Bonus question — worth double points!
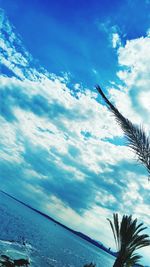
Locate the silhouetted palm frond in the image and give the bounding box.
[96,85,150,176]
[125,253,142,267]
[108,213,150,267]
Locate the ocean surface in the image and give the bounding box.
[0,192,115,267]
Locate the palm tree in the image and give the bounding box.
[108,213,150,267]
[96,85,150,177]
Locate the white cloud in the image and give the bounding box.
[109,34,150,130]
[112,33,121,48]
[96,19,121,48]
[0,116,25,163]
[118,37,150,77]
[0,72,132,176]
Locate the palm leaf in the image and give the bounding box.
[107,218,118,249]
[125,253,142,267]
[108,213,150,267]
[96,85,150,176]
[114,213,120,249]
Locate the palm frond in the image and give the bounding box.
[125,253,142,267]
[108,213,150,267]
[130,234,150,251]
[96,85,150,175]
[113,213,120,249]
[107,217,118,249]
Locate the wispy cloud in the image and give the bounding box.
[96,19,121,48]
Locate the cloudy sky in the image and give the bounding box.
[0,0,150,264]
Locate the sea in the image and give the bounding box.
[0,191,115,267]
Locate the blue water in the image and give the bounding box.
[0,192,115,266]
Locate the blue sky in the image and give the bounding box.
[0,0,150,264]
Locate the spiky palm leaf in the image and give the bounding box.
[107,213,150,267]
[96,85,150,176]
[125,253,142,267]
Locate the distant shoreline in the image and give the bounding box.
[0,190,116,258]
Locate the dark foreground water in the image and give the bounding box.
[0,192,115,267]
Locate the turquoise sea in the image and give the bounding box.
[0,192,115,267]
